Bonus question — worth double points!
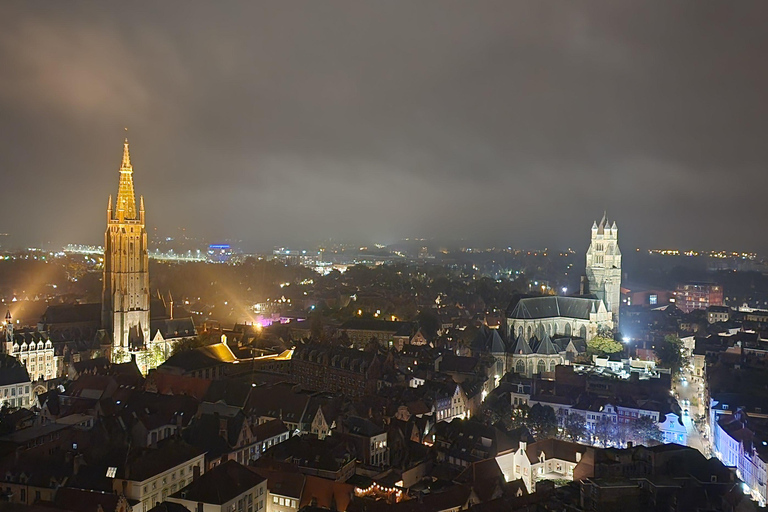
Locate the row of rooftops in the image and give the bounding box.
[472,326,586,356]
[293,343,380,373]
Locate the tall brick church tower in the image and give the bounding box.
[585,213,622,328]
[102,138,150,360]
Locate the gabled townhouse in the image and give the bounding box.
[168,460,267,512]
[338,416,389,469]
[495,438,594,493]
[111,438,206,512]
[248,465,306,512]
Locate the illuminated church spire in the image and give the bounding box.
[103,135,150,363]
[115,138,137,220]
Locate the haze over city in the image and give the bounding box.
[5,3,768,512]
[2,1,768,251]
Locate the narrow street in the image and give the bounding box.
[673,369,709,456]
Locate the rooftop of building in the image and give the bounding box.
[506,294,604,320]
[171,460,265,504]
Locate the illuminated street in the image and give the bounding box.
[673,369,708,456]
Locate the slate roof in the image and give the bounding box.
[185,411,254,460]
[116,390,199,432]
[0,360,31,386]
[471,326,507,354]
[118,438,205,482]
[507,296,602,320]
[247,383,311,426]
[71,357,110,375]
[455,458,505,502]
[344,416,385,437]
[510,335,532,355]
[489,330,506,353]
[148,503,190,512]
[249,466,305,500]
[535,333,559,355]
[252,419,290,441]
[262,435,356,473]
[160,343,236,372]
[171,460,265,504]
[151,317,197,339]
[524,438,590,464]
[203,380,252,407]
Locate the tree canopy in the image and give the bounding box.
[587,336,623,357]
[527,403,558,440]
[655,334,683,373]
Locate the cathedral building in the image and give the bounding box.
[585,213,622,327]
[494,217,621,378]
[102,139,151,362]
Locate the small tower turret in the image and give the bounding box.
[4,310,13,353]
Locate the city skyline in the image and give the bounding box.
[2,2,768,252]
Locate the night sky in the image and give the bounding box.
[2,2,768,252]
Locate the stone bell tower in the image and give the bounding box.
[585,212,622,328]
[102,138,150,360]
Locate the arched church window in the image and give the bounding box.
[516,360,525,374]
[537,360,546,374]
[565,324,572,337]
[580,325,587,339]
[550,361,556,372]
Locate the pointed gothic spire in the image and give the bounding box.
[115,138,137,220]
[121,138,132,170]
